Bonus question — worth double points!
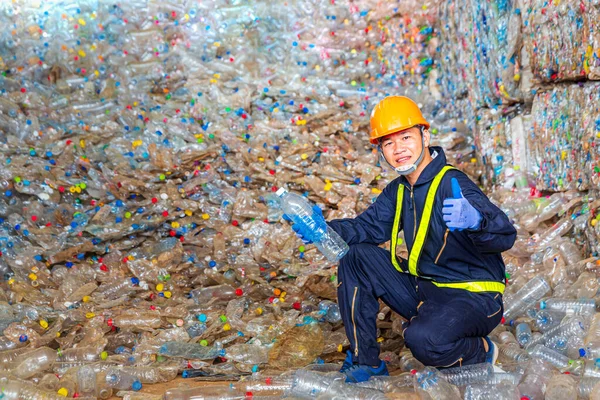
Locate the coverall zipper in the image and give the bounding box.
[351,286,359,357]
[435,228,450,264]
[410,188,417,241]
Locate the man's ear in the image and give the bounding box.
[422,128,431,147]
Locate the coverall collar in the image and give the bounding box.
[398,146,447,188]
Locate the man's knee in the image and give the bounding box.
[404,323,457,367]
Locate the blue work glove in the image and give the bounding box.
[283,205,325,244]
[442,178,482,231]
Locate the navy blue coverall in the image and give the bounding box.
[328,147,517,367]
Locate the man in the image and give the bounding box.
[288,96,517,382]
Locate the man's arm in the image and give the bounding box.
[449,172,517,253]
[328,181,399,246]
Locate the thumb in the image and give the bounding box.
[312,205,323,218]
[451,178,463,199]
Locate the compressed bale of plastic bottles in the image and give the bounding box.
[520,0,600,82]
[474,106,535,190]
[530,82,600,191]
[437,0,528,107]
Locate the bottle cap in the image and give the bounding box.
[132,380,142,391]
[57,388,68,397]
[275,187,287,197]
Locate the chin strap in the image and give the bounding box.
[379,127,426,176]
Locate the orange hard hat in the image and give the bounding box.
[369,96,430,145]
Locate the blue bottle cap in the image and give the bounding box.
[182,370,189,378]
[132,380,142,391]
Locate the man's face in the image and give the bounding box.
[380,126,429,169]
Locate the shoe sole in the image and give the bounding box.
[490,340,499,365]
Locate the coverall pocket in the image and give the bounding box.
[484,293,503,318]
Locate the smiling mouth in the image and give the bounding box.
[395,156,411,164]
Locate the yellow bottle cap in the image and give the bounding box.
[163,291,172,298]
[85,312,95,319]
[156,283,164,292]
[223,323,231,331]
[39,320,48,329]
[82,296,90,303]
[101,351,108,360]
[57,388,68,397]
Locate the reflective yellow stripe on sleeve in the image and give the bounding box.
[407,166,454,276]
[432,280,506,294]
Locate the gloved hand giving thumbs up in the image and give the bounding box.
[442,178,482,231]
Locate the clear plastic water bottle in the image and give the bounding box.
[399,352,425,372]
[276,188,349,262]
[528,344,570,370]
[438,363,494,386]
[535,309,565,333]
[484,372,523,385]
[541,298,596,316]
[318,300,342,323]
[464,381,520,400]
[414,367,461,400]
[558,240,583,266]
[516,358,555,400]
[585,314,600,359]
[545,372,577,400]
[503,276,551,322]
[287,369,343,398]
[579,376,600,398]
[105,369,143,391]
[526,316,587,351]
[516,323,533,346]
[159,342,224,360]
[499,342,531,364]
[322,379,389,399]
